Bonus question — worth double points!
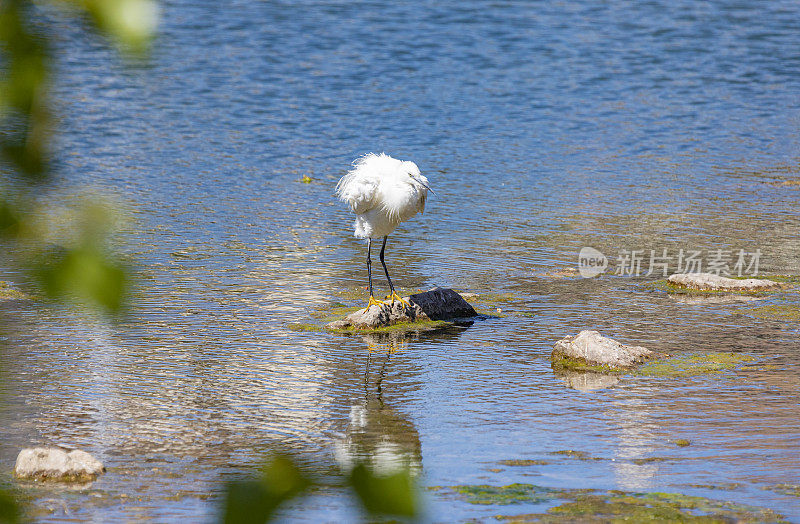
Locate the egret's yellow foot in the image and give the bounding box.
[366,295,382,308]
[386,292,410,307]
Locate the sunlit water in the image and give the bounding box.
[2,0,800,521]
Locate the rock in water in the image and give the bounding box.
[667,273,781,292]
[552,330,657,370]
[326,287,477,330]
[408,287,477,320]
[14,447,104,481]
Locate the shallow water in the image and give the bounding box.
[2,0,800,521]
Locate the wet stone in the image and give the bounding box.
[552,330,659,370]
[15,447,105,482]
[667,272,782,292]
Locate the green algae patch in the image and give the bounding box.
[551,356,623,375]
[637,352,757,378]
[737,304,800,322]
[308,303,362,324]
[549,450,603,461]
[0,281,30,300]
[631,456,670,465]
[764,484,800,497]
[498,459,551,467]
[450,483,570,505]
[476,487,786,523]
[687,483,744,491]
[671,439,691,447]
[439,483,786,522]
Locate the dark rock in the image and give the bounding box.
[408,287,477,320]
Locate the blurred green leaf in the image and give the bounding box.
[0,0,51,181]
[72,0,159,55]
[0,489,21,524]
[0,198,22,238]
[32,245,128,314]
[221,455,311,524]
[349,463,419,519]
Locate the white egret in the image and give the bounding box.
[336,153,433,308]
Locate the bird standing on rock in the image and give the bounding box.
[336,153,433,308]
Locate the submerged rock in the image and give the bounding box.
[552,330,658,370]
[666,273,782,292]
[14,447,104,481]
[326,287,477,330]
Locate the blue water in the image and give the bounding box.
[2,0,800,521]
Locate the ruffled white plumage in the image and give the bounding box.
[336,153,430,239]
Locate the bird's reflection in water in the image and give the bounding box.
[333,334,422,477]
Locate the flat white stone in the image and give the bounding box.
[667,273,781,292]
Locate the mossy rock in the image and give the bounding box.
[636,352,756,378]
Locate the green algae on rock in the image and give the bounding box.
[671,439,691,447]
[637,352,756,378]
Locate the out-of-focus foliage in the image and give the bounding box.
[0,0,157,314]
[222,455,311,524]
[349,463,418,518]
[0,489,21,524]
[221,454,421,523]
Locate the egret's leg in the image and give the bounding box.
[379,236,410,307]
[366,239,381,308]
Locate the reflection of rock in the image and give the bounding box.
[326,287,476,330]
[333,400,422,476]
[15,448,104,481]
[667,273,782,292]
[668,294,765,304]
[556,370,621,391]
[553,331,659,370]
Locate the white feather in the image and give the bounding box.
[336,153,431,239]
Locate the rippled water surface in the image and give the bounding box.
[2,0,800,521]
